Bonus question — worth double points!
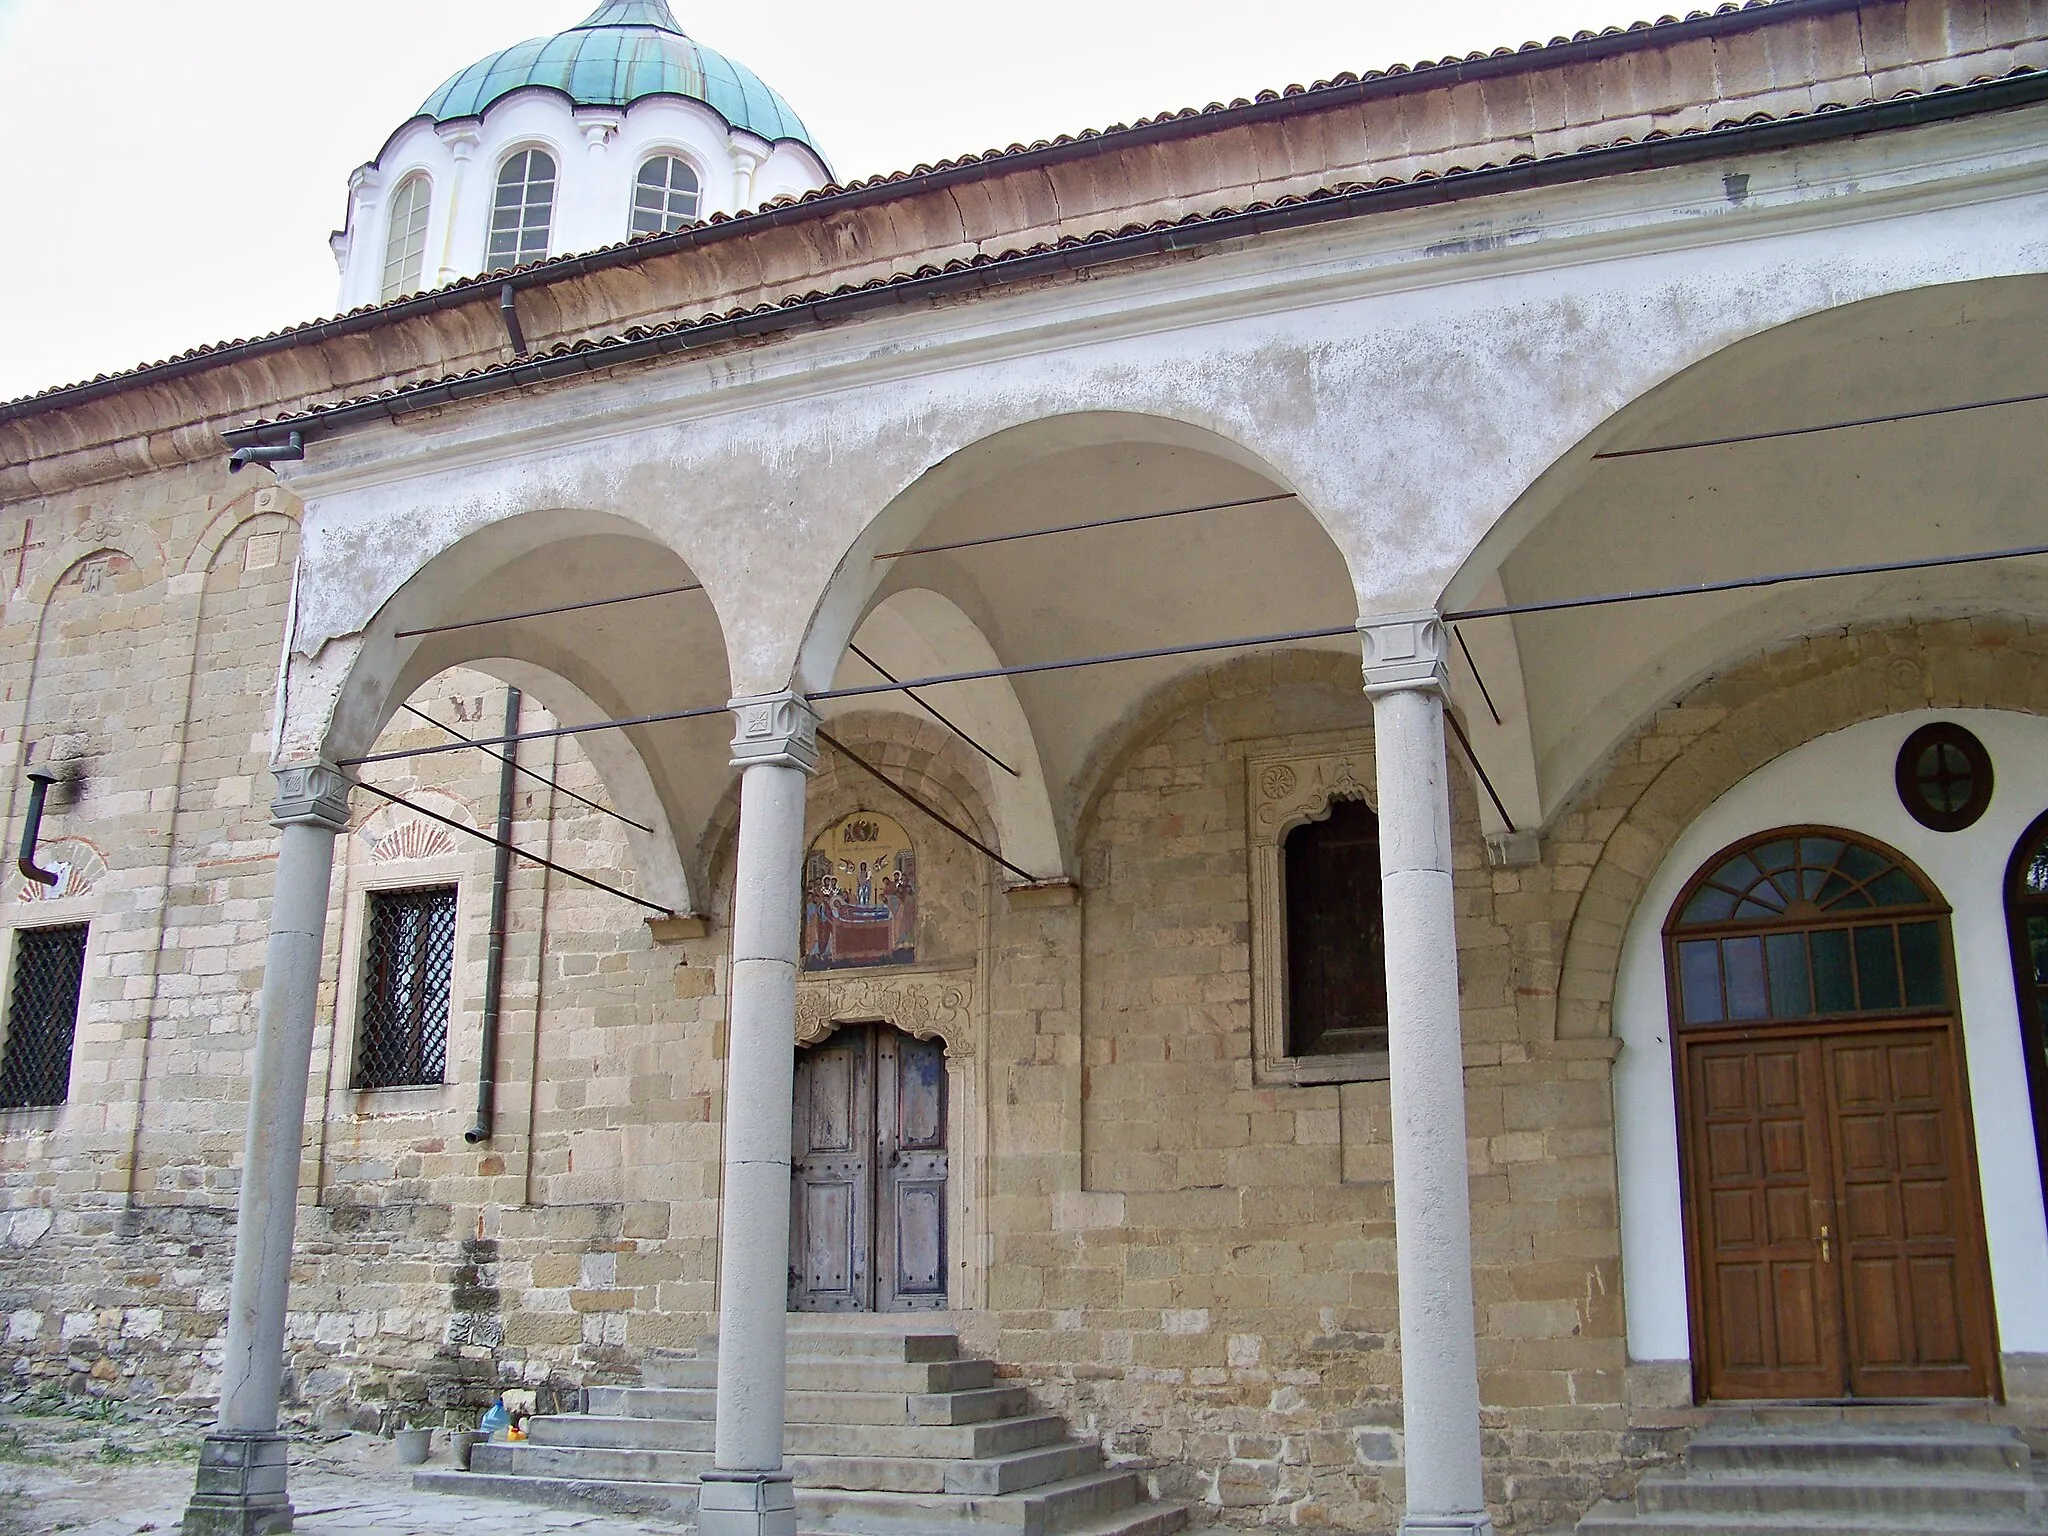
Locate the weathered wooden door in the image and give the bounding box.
[789,1024,948,1312]
[1681,1023,1995,1400]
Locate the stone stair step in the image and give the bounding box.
[472,1441,711,1484]
[1683,1424,2031,1476]
[417,1467,1181,1536]
[583,1383,1033,1427]
[531,1411,1069,1460]
[412,1467,699,1518]
[799,1469,1148,1535]
[644,1354,996,1394]
[1641,1470,2043,1520]
[1576,1499,2048,1534]
[943,1442,1103,1496]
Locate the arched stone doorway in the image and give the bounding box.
[788,1020,949,1313]
[1666,827,1997,1401]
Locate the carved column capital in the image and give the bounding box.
[1359,610,1449,696]
[728,690,819,774]
[269,760,350,832]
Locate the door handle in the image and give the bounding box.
[1819,1224,1831,1263]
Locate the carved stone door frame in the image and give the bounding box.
[795,967,985,1310]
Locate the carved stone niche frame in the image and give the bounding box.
[1246,740,1390,1086]
[792,967,987,1311]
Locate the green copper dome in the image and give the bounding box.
[419,0,819,154]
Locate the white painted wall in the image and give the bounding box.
[332,91,830,310]
[1615,708,2048,1367]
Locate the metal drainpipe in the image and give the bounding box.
[466,686,522,1145]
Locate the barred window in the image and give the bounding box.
[0,924,87,1109]
[355,888,456,1089]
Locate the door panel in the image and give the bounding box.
[1684,1036,1845,1399]
[1822,1028,1994,1398]
[877,1031,949,1312]
[790,1024,949,1313]
[789,1029,873,1311]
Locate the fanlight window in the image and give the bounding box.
[487,149,557,270]
[632,154,701,237]
[1668,831,1947,1027]
[381,174,432,299]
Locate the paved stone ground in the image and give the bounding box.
[0,1405,680,1536]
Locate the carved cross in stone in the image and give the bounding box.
[1,517,45,594]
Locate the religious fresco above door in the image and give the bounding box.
[803,811,917,970]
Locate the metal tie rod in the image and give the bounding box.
[819,730,1044,885]
[395,581,706,640]
[1591,388,2048,460]
[1443,541,2048,624]
[343,701,730,768]
[872,492,1296,561]
[349,778,674,917]
[399,702,654,833]
[387,493,1294,642]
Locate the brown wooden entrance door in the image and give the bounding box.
[789,1023,948,1312]
[1682,1023,1995,1399]
[1670,830,1998,1402]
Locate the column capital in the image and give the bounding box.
[1359,610,1448,696]
[268,760,350,832]
[728,690,819,774]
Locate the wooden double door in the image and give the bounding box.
[789,1023,949,1312]
[1681,1021,1997,1400]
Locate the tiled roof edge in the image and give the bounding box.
[224,67,2048,448]
[0,0,1850,425]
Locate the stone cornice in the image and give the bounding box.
[1,0,2040,500]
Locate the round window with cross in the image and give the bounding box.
[1894,721,1993,833]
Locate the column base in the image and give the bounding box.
[697,1469,797,1536]
[183,1432,294,1536]
[1399,1517,1496,1535]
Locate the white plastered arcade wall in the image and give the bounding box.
[1614,708,2048,1373]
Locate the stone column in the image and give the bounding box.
[184,762,351,1536]
[703,691,817,1536]
[1360,614,1495,1536]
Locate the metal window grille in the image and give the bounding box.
[0,924,87,1109]
[355,887,456,1089]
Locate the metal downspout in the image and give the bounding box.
[466,686,521,1145]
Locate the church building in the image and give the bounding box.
[1,2,2046,1533]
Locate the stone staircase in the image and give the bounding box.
[1577,1420,2048,1533]
[417,1318,1187,1536]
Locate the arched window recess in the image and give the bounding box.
[381,172,432,300]
[488,148,557,270]
[631,152,700,237]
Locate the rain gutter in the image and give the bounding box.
[221,67,2048,452]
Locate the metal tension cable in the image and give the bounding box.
[817,731,1045,885]
[849,642,1020,778]
[399,701,653,833]
[349,777,674,917]
[1591,387,2048,460]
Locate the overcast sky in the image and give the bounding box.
[0,0,1670,403]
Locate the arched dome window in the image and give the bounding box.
[487,149,557,269]
[631,154,700,237]
[380,174,432,300]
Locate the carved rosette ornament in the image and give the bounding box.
[794,972,974,1057]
